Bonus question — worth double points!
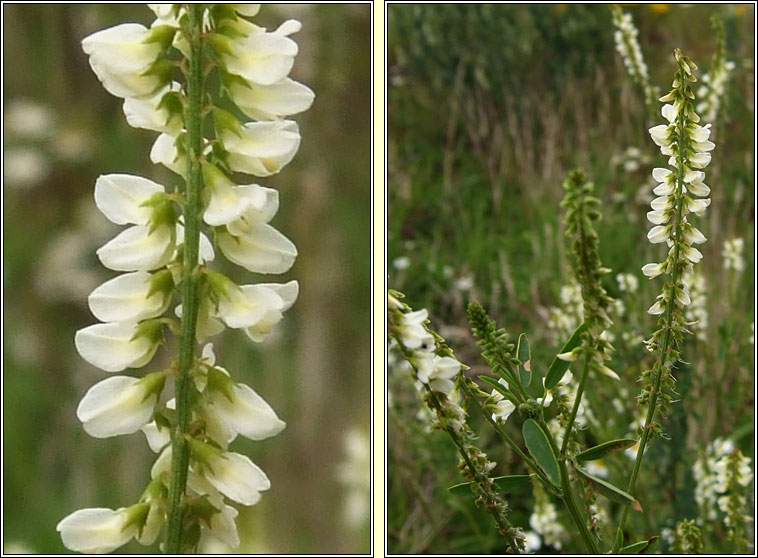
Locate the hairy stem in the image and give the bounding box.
[165,5,205,553]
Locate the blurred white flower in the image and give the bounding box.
[3,147,51,188]
[393,256,410,270]
[337,427,370,529]
[722,237,745,272]
[4,98,57,140]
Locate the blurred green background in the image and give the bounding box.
[3,3,370,554]
[388,3,754,554]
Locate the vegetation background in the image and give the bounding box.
[3,4,370,554]
[387,3,754,554]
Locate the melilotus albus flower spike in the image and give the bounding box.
[61,5,312,554]
[615,50,715,552]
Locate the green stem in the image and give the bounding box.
[540,417,600,554]
[165,5,205,554]
[560,354,591,457]
[613,71,689,553]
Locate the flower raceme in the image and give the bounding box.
[642,50,713,323]
[60,5,313,554]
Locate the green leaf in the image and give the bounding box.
[574,463,642,511]
[522,419,560,487]
[448,475,531,495]
[545,322,587,390]
[576,439,638,462]
[517,333,532,388]
[620,536,659,554]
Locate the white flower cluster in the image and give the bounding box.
[722,237,745,272]
[697,53,736,123]
[529,494,567,550]
[643,54,714,316]
[391,304,462,394]
[616,272,639,293]
[58,5,312,553]
[683,271,708,339]
[693,438,753,522]
[611,7,657,106]
[547,282,583,342]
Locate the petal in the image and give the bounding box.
[82,24,157,73]
[123,84,182,135]
[647,225,670,244]
[56,508,134,554]
[211,383,286,441]
[205,504,240,548]
[216,284,283,329]
[218,224,297,274]
[206,452,270,506]
[651,168,672,183]
[75,322,157,373]
[77,376,156,438]
[97,225,175,271]
[221,32,298,86]
[641,262,665,278]
[94,174,164,225]
[223,121,301,177]
[141,420,171,453]
[204,182,251,227]
[230,78,314,121]
[88,271,168,323]
[646,210,668,225]
[150,132,185,175]
[225,185,280,234]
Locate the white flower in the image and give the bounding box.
[97,223,176,271]
[208,381,286,441]
[647,225,670,244]
[229,78,314,121]
[82,23,170,99]
[88,271,171,323]
[221,120,301,177]
[396,309,434,350]
[203,505,240,548]
[416,355,460,393]
[202,165,255,226]
[490,379,516,422]
[392,256,410,270]
[722,237,745,272]
[648,299,666,315]
[616,273,639,293]
[216,22,300,86]
[217,223,297,274]
[77,374,162,438]
[75,321,160,372]
[122,82,183,135]
[150,132,185,175]
[56,507,138,554]
[202,451,271,506]
[242,281,299,342]
[94,174,165,226]
[649,124,672,147]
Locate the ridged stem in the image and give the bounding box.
[165,5,205,553]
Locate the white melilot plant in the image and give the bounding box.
[57,4,313,554]
[611,5,659,112]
